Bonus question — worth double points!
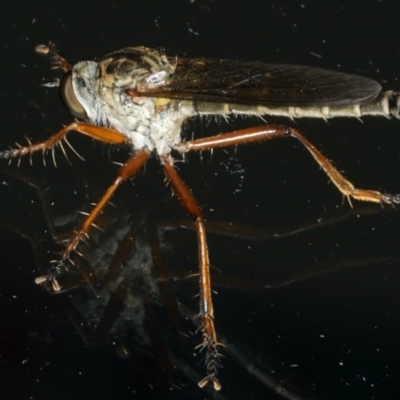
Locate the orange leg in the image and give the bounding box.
[162,158,221,391]
[0,122,126,163]
[36,150,149,291]
[62,150,149,257]
[174,124,400,206]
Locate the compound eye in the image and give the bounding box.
[60,71,87,119]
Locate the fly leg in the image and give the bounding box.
[161,156,222,391]
[0,122,126,166]
[175,124,400,207]
[36,150,149,291]
[0,122,132,289]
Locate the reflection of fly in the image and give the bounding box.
[2,43,400,390]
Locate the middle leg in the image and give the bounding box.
[161,156,221,391]
[36,150,150,291]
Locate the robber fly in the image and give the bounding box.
[1,43,400,390]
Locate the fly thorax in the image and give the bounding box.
[71,48,185,154]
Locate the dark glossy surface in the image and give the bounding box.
[1,1,400,400]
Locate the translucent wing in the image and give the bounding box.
[137,57,382,107]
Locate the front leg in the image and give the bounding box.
[0,122,127,165]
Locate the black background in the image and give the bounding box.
[0,1,400,399]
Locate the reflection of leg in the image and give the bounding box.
[162,159,221,391]
[175,124,400,206]
[163,205,400,290]
[94,278,129,346]
[61,213,178,379]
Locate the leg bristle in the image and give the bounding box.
[59,140,71,164]
[64,137,85,161]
